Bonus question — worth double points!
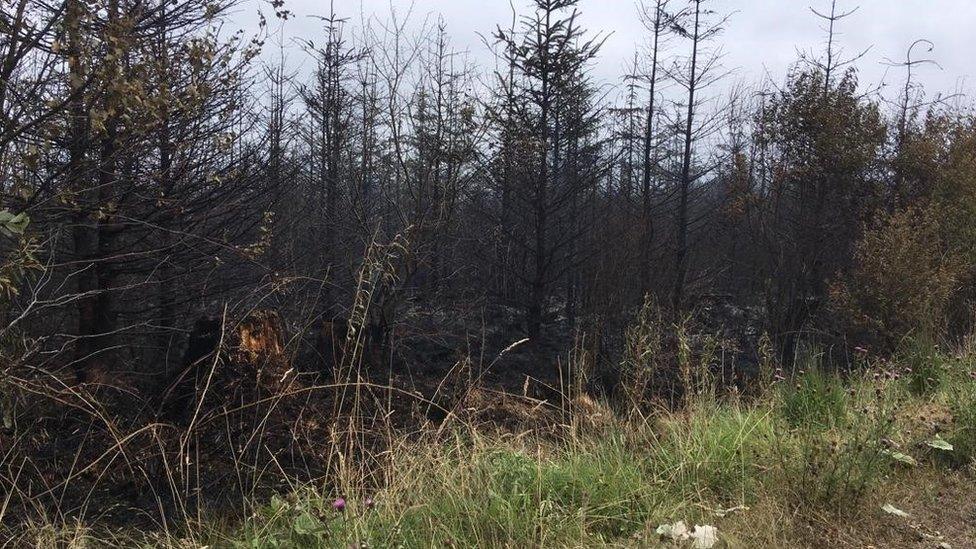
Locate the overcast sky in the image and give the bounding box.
[233,0,973,101]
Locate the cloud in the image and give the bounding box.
[237,0,971,99]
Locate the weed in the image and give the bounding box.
[898,336,948,396]
[772,367,899,512]
[777,359,849,430]
[938,379,976,469]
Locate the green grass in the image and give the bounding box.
[898,336,952,396]
[237,432,670,548]
[651,400,775,504]
[777,366,850,430]
[936,357,976,468]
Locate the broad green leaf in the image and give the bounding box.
[881,503,910,518]
[926,435,954,451]
[269,494,287,514]
[0,210,28,235]
[292,511,324,536]
[882,449,918,466]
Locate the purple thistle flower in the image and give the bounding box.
[333,497,346,512]
[365,497,375,510]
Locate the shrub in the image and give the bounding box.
[618,296,721,408]
[619,295,666,406]
[830,207,961,353]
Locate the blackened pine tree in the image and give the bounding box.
[490,0,605,338]
[669,0,729,312]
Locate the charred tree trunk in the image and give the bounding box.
[673,0,701,312]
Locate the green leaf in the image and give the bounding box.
[926,435,954,451]
[881,503,910,518]
[269,494,287,514]
[882,449,918,466]
[292,511,324,536]
[0,210,29,236]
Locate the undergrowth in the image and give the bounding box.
[221,344,976,548]
[5,341,976,548]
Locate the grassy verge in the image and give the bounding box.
[11,343,976,548]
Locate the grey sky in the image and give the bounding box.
[235,0,973,101]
